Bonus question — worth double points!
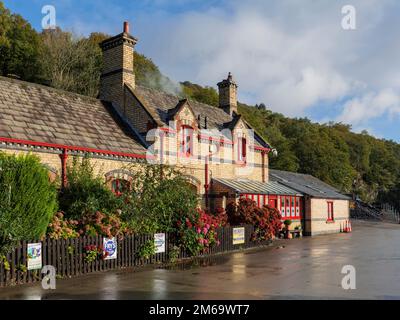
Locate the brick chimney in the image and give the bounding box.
[99,21,137,108]
[217,72,238,116]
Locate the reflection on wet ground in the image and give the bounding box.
[1,220,400,300]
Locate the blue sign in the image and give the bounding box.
[103,237,117,260]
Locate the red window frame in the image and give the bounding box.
[327,201,334,222]
[279,196,303,220]
[111,179,129,196]
[180,125,193,157]
[280,196,285,217]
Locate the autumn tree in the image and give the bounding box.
[0,2,42,81]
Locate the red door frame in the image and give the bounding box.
[268,195,277,209]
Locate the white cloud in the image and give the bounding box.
[337,89,400,125]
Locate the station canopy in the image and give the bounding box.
[213,178,303,196]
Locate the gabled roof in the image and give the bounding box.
[0,77,146,155]
[269,169,351,200]
[167,98,196,122]
[132,85,270,148]
[213,178,302,196]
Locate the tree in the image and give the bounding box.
[39,29,104,97]
[0,2,42,82]
[0,153,57,253]
[181,81,219,106]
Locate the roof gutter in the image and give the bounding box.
[0,137,150,160]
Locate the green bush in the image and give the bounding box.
[123,164,199,233]
[0,153,57,252]
[58,156,124,219]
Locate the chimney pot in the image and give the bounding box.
[123,21,129,33]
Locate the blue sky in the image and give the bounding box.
[4,0,400,142]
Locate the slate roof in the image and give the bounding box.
[213,178,302,196]
[269,169,351,200]
[0,76,146,155]
[133,85,269,148]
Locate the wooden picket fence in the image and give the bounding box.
[0,224,268,287]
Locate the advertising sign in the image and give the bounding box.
[154,233,166,254]
[103,237,117,260]
[233,227,245,245]
[27,243,42,270]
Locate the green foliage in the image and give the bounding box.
[123,164,199,233]
[284,219,292,226]
[168,245,180,263]
[84,245,106,263]
[0,255,10,271]
[0,153,57,251]
[39,29,106,97]
[0,2,42,82]
[181,81,219,106]
[58,157,124,219]
[17,263,27,273]
[137,240,156,259]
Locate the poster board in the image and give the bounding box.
[27,243,42,270]
[233,227,245,245]
[103,237,117,260]
[154,233,166,254]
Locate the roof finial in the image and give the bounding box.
[123,21,129,34]
[228,72,233,81]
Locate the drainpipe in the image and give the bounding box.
[59,148,68,189]
[204,157,209,208]
[160,131,164,179]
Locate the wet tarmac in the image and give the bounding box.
[1,220,400,300]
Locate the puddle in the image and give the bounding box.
[159,255,231,271]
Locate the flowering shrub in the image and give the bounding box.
[84,244,108,263]
[47,211,131,239]
[177,209,226,256]
[77,211,130,238]
[47,212,79,239]
[214,207,229,226]
[251,205,282,241]
[226,198,282,241]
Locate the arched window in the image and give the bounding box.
[180,125,193,157]
[183,175,201,194]
[111,178,130,196]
